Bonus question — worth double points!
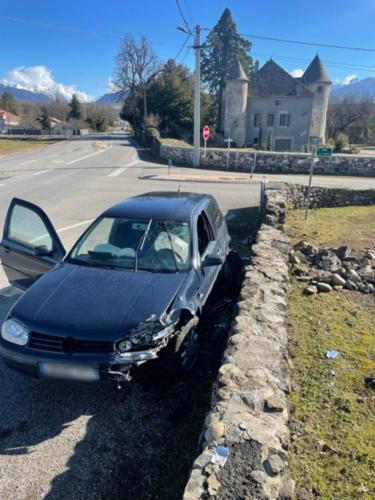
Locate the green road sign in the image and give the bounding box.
[317,147,333,157]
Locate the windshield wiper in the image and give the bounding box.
[134,219,152,272]
[164,222,179,273]
[67,257,119,270]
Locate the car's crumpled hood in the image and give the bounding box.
[11,263,187,341]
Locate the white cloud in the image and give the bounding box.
[290,69,304,78]
[106,77,121,93]
[1,66,93,102]
[336,74,358,85]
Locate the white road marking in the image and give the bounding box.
[0,183,5,187]
[32,169,51,176]
[53,159,65,164]
[57,219,93,234]
[20,159,37,166]
[29,219,94,245]
[107,159,138,177]
[108,167,128,177]
[66,145,112,165]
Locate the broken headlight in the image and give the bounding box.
[115,321,177,353]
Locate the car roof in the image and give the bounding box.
[102,191,215,221]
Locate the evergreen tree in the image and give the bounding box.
[0,92,19,115]
[121,59,215,139]
[38,107,51,130]
[68,94,82,120]
[201,8,252,130]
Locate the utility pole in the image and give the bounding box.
[177,24,201,167]
[193,25,201,167]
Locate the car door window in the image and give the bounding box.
[8,204,53,251]
[197,212,214,257]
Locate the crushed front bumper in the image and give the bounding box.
[0,339,160,384]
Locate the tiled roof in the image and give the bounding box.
[228,61,249,81]
[0,109,20,123]
[248,60,313,97]
[302,55,331,84]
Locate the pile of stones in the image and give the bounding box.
[289,241,375,295]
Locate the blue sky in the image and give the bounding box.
[1,0,374,99]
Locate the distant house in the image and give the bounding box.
[49,117,73,136]
[223,55,331,151]
[0,109,20,132]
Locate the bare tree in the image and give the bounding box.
[328,96,373,141]
[114,35,161,120]
[19,102,40,128]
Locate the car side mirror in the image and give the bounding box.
[203,254,223,267]
[33,245,52,257]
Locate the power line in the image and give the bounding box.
[0,15,179,46]
[180,46,192,64]
[175,0,191,32]
[174,33,192,61]
[182,0,193,25]
[241,33,375,54]
[252,51,375,74]
[201,27,375,53]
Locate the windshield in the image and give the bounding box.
[67,217,190,273]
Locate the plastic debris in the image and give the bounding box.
[211,446,229,467]
[326,350,339,359]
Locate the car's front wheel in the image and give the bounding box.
[160,319,200,379]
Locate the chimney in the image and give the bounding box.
[254,60,260,72]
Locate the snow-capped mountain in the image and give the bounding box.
[96,90,129,106]
[331,77,375,101]
[0,83,51,102]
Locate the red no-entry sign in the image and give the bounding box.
[202,125,210,140]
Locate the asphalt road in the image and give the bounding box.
[0,133,374,499]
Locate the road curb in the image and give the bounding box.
[141,174,260,184]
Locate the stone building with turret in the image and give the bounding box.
[223,55,331,151]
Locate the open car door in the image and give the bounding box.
[0,198,66,290]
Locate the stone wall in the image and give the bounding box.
[261,182,375,222]
[183,182,375,499]
[160,143,375,177]
[184,187,293,499]
[284,183,375,209]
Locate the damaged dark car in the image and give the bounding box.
[0,192,237,384]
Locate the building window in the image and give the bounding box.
[274,100,280,106]
[279,113,291,127]
[267,114,274,126]
[317,86,322,93]
[253,114,261,127]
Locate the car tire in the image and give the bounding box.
[158,319,200,379]
[221,250,244,297]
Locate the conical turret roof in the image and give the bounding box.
[302,55,331,84]
[228,61,249,81]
